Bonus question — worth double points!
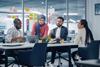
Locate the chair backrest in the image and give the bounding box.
[30,43,47,66]
[87,40,100,59]
[17,43,47,66]
[78,40,100,60]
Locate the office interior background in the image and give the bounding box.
[0,0,100,40]
[0,0,100,67]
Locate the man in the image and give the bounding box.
[31,15,49,43]
[5,18,24,43]
[50,16,68,64]
[50,16,68,42]
[5,18,24,60]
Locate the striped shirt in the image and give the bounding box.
[5,27,22,43]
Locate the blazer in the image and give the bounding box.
[50,26,68,40]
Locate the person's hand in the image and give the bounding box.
[60,39,64,44]
[40,36,47,40]
[11,36,24,43]
[48,39,56,43]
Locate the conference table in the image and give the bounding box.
[0,43,78,67]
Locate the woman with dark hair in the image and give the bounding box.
[31,15,49,43]
[74,19,94,47]
[80,19,94,45]
[72,19,94,63]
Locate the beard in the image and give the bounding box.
[16,26,21,30]
[57,24,62,27]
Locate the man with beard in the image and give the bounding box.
[5,18,24,64]
[5,18,24,43]
[49,17,68,65]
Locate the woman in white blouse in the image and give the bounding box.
[72,19,94,61]
[74,21,86,47]
[74,19,94,46]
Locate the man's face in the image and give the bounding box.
[56,18,63,27]
[15,20,21,29]
[39,18,45,25]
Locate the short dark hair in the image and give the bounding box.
[57,17,64,22]
[14,18,21,24]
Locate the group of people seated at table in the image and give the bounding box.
[0,15,94,66]
[5,16,69,43]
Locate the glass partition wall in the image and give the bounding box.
[23,0,46,35]
[0,0,86,39]
[0,0,22,34]
[48,0,67,31]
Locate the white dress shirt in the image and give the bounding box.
[74,28,86,47]
[56,27,61,39]
[5,27,22,43]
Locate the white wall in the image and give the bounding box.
[87,0,100,40]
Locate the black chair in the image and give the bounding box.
[56,52,69,67]
[78,40,100,60]
[16,43,47,67]
[0,53,7,66]
[0,33,6,66]
[76,40,100,67]
[47,45,69,67]
[87,40,100,59]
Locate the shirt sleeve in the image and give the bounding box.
[5,29,13,43]
[43,24,49,38]
[74,33,81,45]
[31,23,36,36]
[80,29,86,45]
[74,29,86,47]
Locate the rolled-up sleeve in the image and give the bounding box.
[5,29,13,43]
[31,23,36,36]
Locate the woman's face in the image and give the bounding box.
[39,18,45,25]
[77,22,84,29]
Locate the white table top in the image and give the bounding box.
[0,43,77,50]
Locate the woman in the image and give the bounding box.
[31,15,49,43]
[72,19,94,61]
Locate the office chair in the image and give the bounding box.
[86,40,100,59]
[47,45,69,67]
[0,53,7,67]
[0,33,6,66]
[78,40,100,60]
[16,43,47,67]
[56,52,69,67]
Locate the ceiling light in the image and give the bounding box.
[41,2,44,4]
[64,13,78,15]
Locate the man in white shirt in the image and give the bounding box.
[5,18,24,61]
[50,17,68,42]
[5,18,24,43]
[50,17,68,64]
